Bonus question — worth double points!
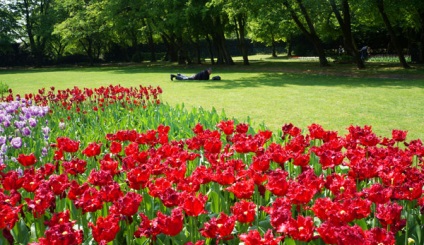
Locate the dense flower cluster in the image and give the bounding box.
[14,84,163,110]
[1,118,424,244]
[1,85,423,244]
[0,99,50,166]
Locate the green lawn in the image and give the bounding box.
[1,55,424,139]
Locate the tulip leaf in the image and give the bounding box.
[30,223,37,242]
[11,219,30,245]
[354,219,368,230]
[284,237,296,245]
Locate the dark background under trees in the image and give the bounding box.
[1,0,423,69]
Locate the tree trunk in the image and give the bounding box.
[235,14,249,65]
[80,38,94,66]
[206,35,215,65]
[418,10,424,63]
[376,0,410,69]
[329,0,364,69]
[194,36,202,64]
[272,35,277,57]
[283,0,329,66]
[22,0,49,66]
[420,32,424,63]
[162,35,178,62]
[287,35,293,56]
[176,36,187,65]
[146,20,156,62]
[130,32,141,62]
[210,14,234,65]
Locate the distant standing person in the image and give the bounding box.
[360,46,371,61]
[338,45,344,55]
[171,68,212,81]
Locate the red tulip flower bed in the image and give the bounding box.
[1,85,424,245]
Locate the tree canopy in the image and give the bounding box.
[1,0,423,68]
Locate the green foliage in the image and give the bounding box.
[0,81,9,98]
[50,101,237,145]
[0,2,19,44]
[2,0,424,66]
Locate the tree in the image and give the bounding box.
[212,0,253,65]
[0,2,19,45]
[250,2,299,57]
[104,0,156,62]
[15,0,57,65]
[152,0,191,64]
[280,0,330,66]
[375,0,410,68]
[54,0,111,65]
[328,0,365,68]
[202,0,234,65]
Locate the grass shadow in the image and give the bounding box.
[200,71,424,90]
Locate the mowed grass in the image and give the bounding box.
[1,55,424,139]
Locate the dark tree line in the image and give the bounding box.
[1,0,423,68]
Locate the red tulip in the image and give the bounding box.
[217,120,235,135]
[82,142,102,157]
[110,141,122,154]
[156,207,184,236]
[2,170,24,191]
[226,179,255,199]
[324,173,357,200]
[62,158,87,175]
[88,169,113,187]
[239,230,283,245]
[392,129,407,142]
[134,213,161,241]
[48,174,70,196]
[74,187,103,214]
[67,181,89,200]
[89,214,120,244]
[17,153,37,167]
[44,210,71,227]
[0,201,22,230]
[231,200,256,224]
[266,169,289,196]
[56,137,80,153]
[126,165,151,190]
[278,215,315,242]
[40,223,83,245]
[376,202,403,227]
[200,212,236,241]
[25,182,55,217]
[361,183,393,204]
[365,227,395,245]
[235,123,249,134]
[111,191,142,216]
[181,192,208,217]
[99,182,123,202]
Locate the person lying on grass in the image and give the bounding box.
[171,68,212,81]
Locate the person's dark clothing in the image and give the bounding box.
[171,69,211,81]
[360,46,369,60]
[192,69,211,80]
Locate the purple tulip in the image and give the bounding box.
[3,120,10,128]
[28,118,37,127]
[22,127,31,136]
[1,144,7,154]
[10,137,22,149]
[42,126,50,136]
[14,120,25,129]
[41,147,48,157]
